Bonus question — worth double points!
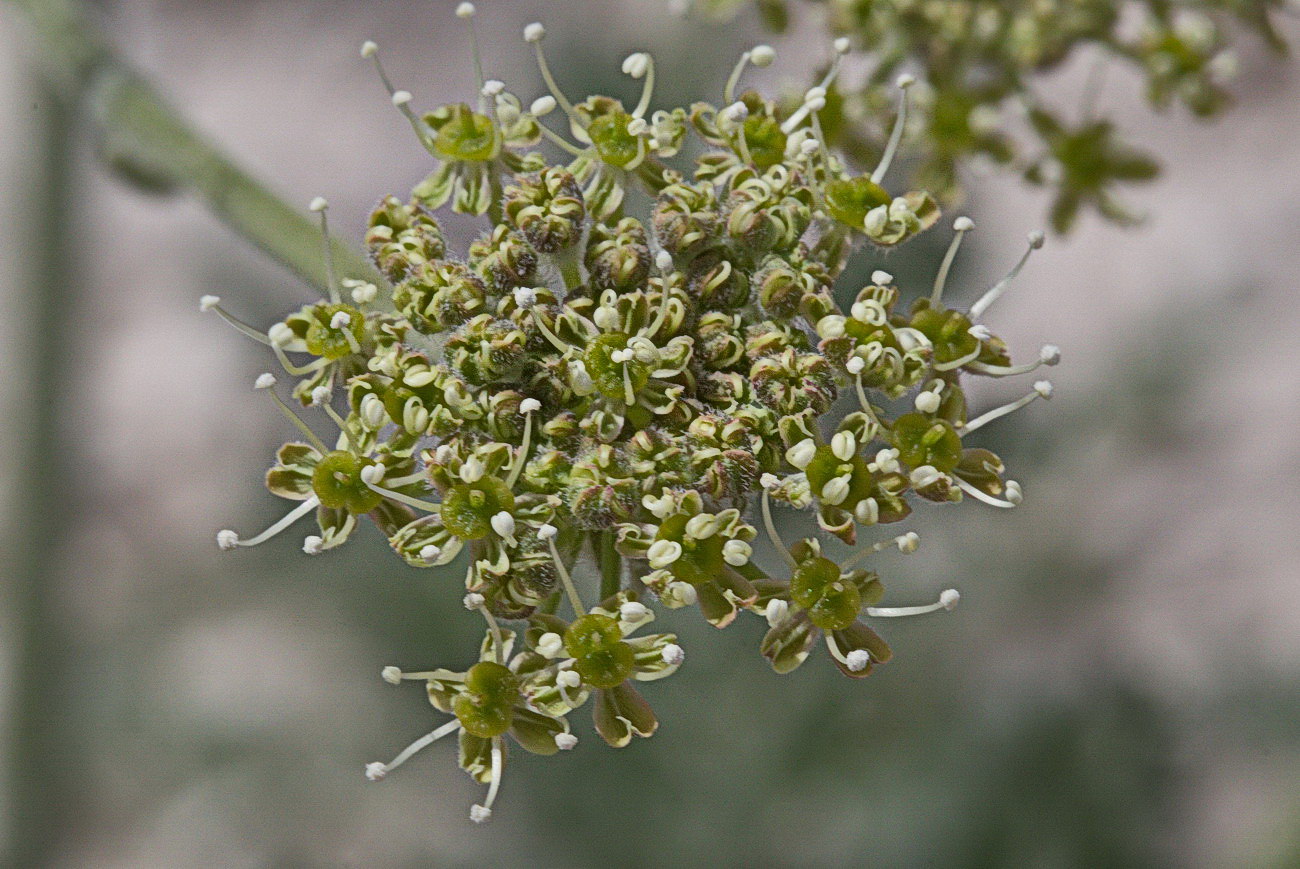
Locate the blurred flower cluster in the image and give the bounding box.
[685,0,1287,231]
[205,5,1059,821]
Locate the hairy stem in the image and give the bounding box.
[597,531,622,602]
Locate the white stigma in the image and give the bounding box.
[750,45,775,67]
[554,732,578,750]
[199,294,220,312]
[523,22,545,43]
[216,529,239,550]
[254,373,277,390]
[845,649,871,672]
[381,666,402,685]
[661,643,685,666]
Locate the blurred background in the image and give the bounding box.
[1,1,1298,866]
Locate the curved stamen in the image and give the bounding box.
[525,23,579,122]
[953,476,1020,508]
[969,231,1045,320]
[931,216,974,306]
[825,632,870,672]
[365,718,461,781]
[201,298,273,346]
[842,530,919,569]
[959,381,1052,434]
[529,308,573,354]
[259,376,329,453]
[537,123,586,157]
[359,464,442,513]
[464,585,505,665]
[867,589,959,618]
[760,486,797,570]
[504,399,539,489]
[724,45,773,104]
[362,41,436,148]
[455,3,488,109]
[870,75,915,185]
[966,345,1059,378]
[271,345,330,377]
[469,736,505,823]
[218,496,320,550]
[625,53,656,119]
[932,342,983,373]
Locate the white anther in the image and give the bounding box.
[267,322,294,347]
[523,22,545,43]
[381,666,402,685]
[309,386,331,406]
[647,539,684,569]
[391,91,413,107]
[199,294,220,312]
[622,52,650,79]
[455,2,476,18]
[556,669,581,688]
[760,472,781,490]
[805,86,827,101]
[817,314,847,339]
[896,531,920,553]
[666,581,697,606]
[787,438,817,470]
[846,356,865,375]
[854,498,879,524]
[720,101,749,126]
[871,270,893,285]
[684,514,718,540]
[216,529,239,550]
[910,465,943,489]
[1040,345,1061,365]
[490,511,516,539]
[254,373,277,390]
[896,73,916,89]
[620,601,650,621]
[1005,480,1023,505]
[609,348,631,364]
[765,598,789,627]
[537,523,558,541]
[831,430,857,461]
[661,643,685,666]
[459,457,485,483]
[627,117,648,136]
[330,311,352,330]
[799,139,820,156]
[750,45,775,67]
[874,448,900,474]
[655,250,674,272]
[350,282,378,304]
[365,762,388,782]
[359,463,385,485]
[821,476,851,506]
[914,390,941,414]
[530,95,556,116]
[481,79,504,97]
[511,286,538,310]
[520,397,541,414]
[470,805,492,824]
[940,589,960,610]
[968,324,992,341]
[302,535,324,555]
[834,37,851,54]
[953,216,975,231]
[419,544,442,563]
[554,732,578,750]
[360,40,378,58]
[463,592,486,610]
[1027,230,1046,249]
[358,394,384,429]
[1034,380,1054,398]
[722,539,752,566]
[537,632,564,658]
[309,196,328,213]
[845,649,871,672]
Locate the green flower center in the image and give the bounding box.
[791,555,861,631]
[311,451,383,514]
[588,111,641,168]
[304,304,365,360]
[823,176,891,229]
[440,476,516,539]
[910,305,978,365]
[583,332,651,400]
[564,613,635,689]
[453,661,518,738]
[892,413,962,473]
[655,513,725,586]
[432,105,501,162]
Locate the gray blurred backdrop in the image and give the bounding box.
[1,1,1298,866]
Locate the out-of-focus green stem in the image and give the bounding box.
[5,0,385,294]
[597,531,622,602]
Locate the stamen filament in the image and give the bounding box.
[953,476,1018,508]
[267,390,329,453]
[530,308,573,354]
[365,47,436,148]
[271,346,330,377]
[867,589,959,618]
[209,304,273,346]
[371,718,461,778]
[505,411,533,490]
[310,199,340,304]
[870,77,913,184]
[931,217,973,305]
[842,531,917,568]
[959,382,1050,434]
[969,231,1044,320]
[932,344,983,372]
[361,477,442,513]
[232,496,320,548]
[632,56,656,119]
[761,489,797,570]
[531,41,578,122]
[541,528,585,616]
[724,52,750,105]
[537,123,586,157]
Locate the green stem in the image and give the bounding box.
[597,531,622,602]
[6,0,386,296]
